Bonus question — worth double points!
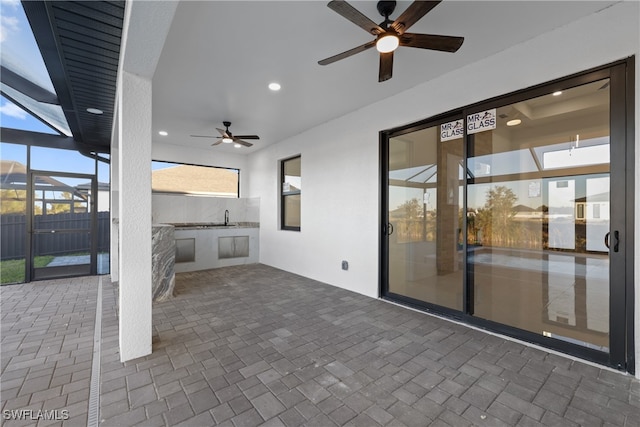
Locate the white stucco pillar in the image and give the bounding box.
[117,70,152,362]
[110,111,120,283]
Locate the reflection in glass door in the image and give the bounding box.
[386,122,464,311]
[467,79,611,352]
[383,62,632,371]
[29,172,97,280]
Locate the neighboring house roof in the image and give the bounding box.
[152,165,238,195]
[0,160,27,188]
[77,181,110,191]
[574,192,610,203]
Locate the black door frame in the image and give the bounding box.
[26,170,98,281]
[380,58,635,373]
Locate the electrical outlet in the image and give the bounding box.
[341,260,349,271]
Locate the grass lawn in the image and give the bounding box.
[1,256,54,285]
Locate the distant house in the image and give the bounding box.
[573,192,610,221]
[76,181,110,212]
[513,204,544,221]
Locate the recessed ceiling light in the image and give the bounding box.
[507,119,522,126]
[86,108,103,115]
[234,143,242,148]
[553,91,563,96]
[268,82,281,91]
[158,131,168,136]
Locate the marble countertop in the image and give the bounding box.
[171,222,259,230]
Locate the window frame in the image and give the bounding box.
[280,155,301,231]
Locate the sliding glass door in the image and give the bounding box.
[386,120,464,312]
[467,78,612,353]
[381,61,633,371]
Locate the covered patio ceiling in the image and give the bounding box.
[2,1,621,157]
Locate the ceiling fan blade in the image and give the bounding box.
[391,1,441,35]
[234,139,254,147]
[400,33,464,52]
[319,40,376,65]
[216,128,230,138]
[211,139,224,146]
[234,135,260,140]
[327,0,384,35]
[379,51,394,82]
[191,135,218,138]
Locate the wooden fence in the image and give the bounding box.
[1,212,110,260]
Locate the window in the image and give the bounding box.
[151,160,239,197]
[281,156,301,231]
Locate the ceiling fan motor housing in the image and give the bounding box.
[377,1,397,20]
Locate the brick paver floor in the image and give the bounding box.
[2,264,639,426]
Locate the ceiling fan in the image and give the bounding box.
[319,0,464,82]
[190,121,260,147]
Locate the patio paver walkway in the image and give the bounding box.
[1,264,639,426]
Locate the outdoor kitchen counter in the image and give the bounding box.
[152,224,175,302]
[171,222,259,230]
[172,223,259,273]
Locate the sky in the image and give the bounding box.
[1,0,54,91]
[0,0,57,134]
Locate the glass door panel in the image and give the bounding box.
[30,173,96,280]
[467,79,611,351]
[387,123,464,311]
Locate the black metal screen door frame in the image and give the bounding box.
[27,170,98,281]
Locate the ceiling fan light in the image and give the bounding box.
[222,137,233,143]
[376,33,399,53]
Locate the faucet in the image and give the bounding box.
[224,209,229,226]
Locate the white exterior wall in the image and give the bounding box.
[246,3,640,376]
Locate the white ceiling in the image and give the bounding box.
[151,1,617,155]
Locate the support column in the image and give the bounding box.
[110,112,120,283]
[118,71,152,362]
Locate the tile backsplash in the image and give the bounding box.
[152,194,259,224]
